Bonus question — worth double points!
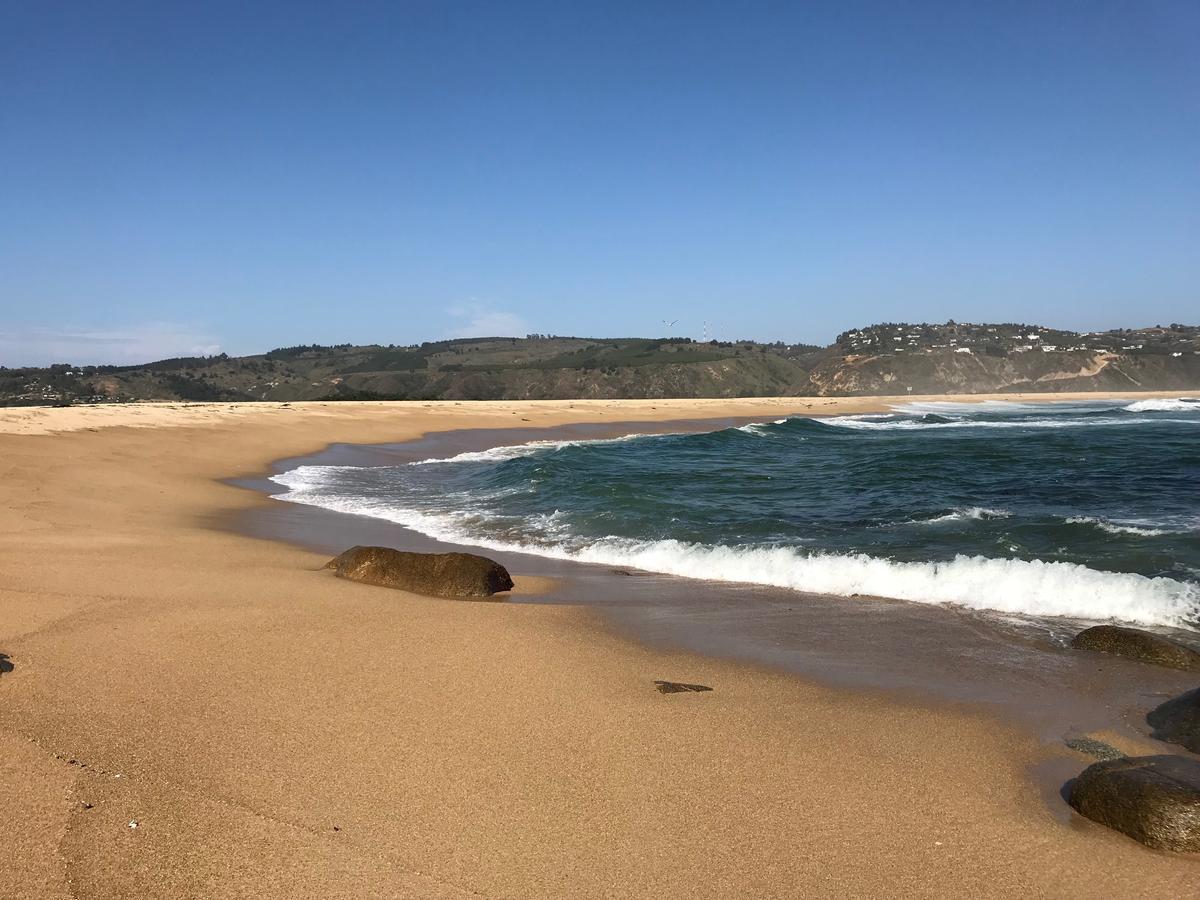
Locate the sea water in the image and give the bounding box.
[271,399,1200,629]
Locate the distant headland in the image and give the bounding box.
[3,321,1199,406]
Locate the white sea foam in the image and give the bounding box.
[889,399,1129,418]
[270,465,363,493]
[736,423,774,437]
[1123,398,1200,413]
[734,418,797,436]
[409,431,659,466]
[1066,516,1166,537]
[410,441,569,465]
[1066,515,1199,537]
[270,466,1200,628]
[923,507,1012,524]
[823,413,1182,431]
[891,400,1042,416]
[416,418,796,462]
[565,541,1199,628]
[840,398,1199,430]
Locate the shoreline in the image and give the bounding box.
[6,386,1200,436]
[3,393,1199,896]
[228,400,1200,743]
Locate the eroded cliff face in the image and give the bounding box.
[805,350,1200,396]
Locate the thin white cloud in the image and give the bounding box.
[0,323,223,367]
[445,303,527,339]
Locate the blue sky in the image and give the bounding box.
[2,1,1197,365]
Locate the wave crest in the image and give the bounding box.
[822,413,1179,431]
[410,431,659,466]
[1123,398,1200,413]
[1066,515,1198,537]
[922,507,1011,524]
[269,465,1199,629]
[568,540,1198,628]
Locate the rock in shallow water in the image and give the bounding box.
[325,546,514,599]
[1148,688,1200,754]
[1068,755,1200,852]
[1069,625,1200,672]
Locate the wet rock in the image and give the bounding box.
[1064,737,1125,762]
[1068,755,1200,851]
[654,680,713,694]
[1069,625,1200,671]
[325,546,513,598]
[1148,688,1200,754]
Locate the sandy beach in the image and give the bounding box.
[3,393,1199,898]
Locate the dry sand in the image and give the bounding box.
[2,393,1199,898]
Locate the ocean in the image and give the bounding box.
[270,398,1200,631]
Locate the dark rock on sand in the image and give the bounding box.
[1064,737,1125,762]
[325,546,514,599]
[655,680,713,694]
[1068,755,1200,851]
[1148,688,1200,754]
[1070,625,1200,671]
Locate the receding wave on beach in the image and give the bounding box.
[271,397,1200,630]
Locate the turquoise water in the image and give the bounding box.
[272,398,1200,628]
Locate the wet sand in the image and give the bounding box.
[3,394,1200,897]
[234,413,1200,765]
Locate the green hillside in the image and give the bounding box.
[3,324,1199,406]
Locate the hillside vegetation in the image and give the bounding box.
[3,324,1199,406]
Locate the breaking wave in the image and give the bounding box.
[822,397,1199,431]
[1123,398,1200,413]
[269,395,1200,632]
[1066,515,1199,537]
[411,431,660,465]
[270,465,1199,629]
[823,413,1177,431]
[922,507,1012,524]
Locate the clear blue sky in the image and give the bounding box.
[2,1,1197,365]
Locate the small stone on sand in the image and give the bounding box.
[655,680,713,694]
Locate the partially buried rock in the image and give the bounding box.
[325,546,514,599]
[1070,625,1200,672]
[1148,688,1200,754]
[654,680,713,694]
[1068,755,1200,852]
